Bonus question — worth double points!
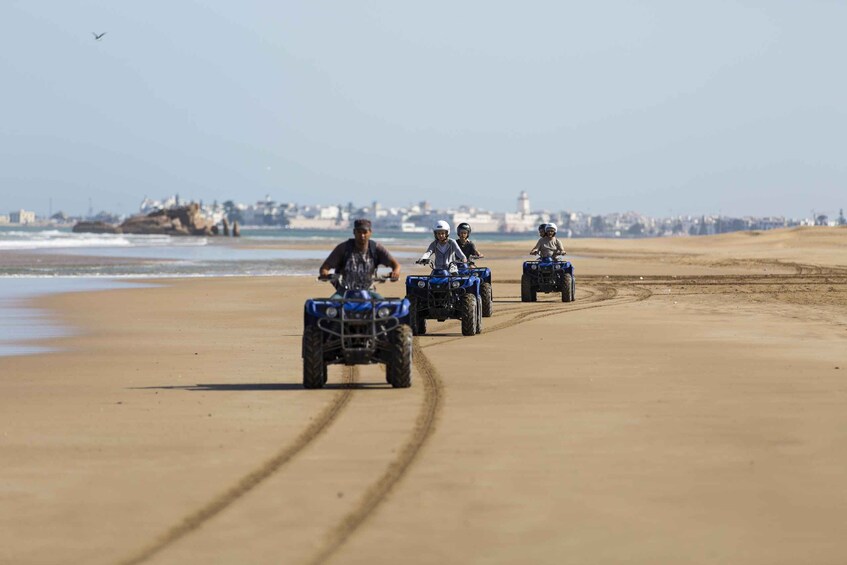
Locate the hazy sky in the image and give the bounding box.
[1,1,845,218]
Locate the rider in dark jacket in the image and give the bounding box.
[456,222,484,260]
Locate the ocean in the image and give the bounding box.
[0,226,531,356]
[0,226,336,356]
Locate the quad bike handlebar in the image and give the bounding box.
[529,251,566,257]
[318,273,393,283]
[416,257,478,267]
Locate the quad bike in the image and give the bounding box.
[455,255,493,317]
[302,275,412,389]
[520,254,575,303]
[405,260,483,336]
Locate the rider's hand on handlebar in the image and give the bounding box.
[530,250,539,256]
[389,269,400,281]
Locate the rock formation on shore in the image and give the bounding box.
[73,204,221,236]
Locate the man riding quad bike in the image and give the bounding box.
[522,222,575,302]
[405,220,483,336]
[302,219,412,389]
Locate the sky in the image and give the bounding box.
[1,1,845,219]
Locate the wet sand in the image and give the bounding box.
[1,227,846,565]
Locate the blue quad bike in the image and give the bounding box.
[302,276,413,389]
[455,255,493,318]
[405,262,483,336]
[521,255,575,302]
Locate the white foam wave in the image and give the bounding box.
[0,237,134,250]
[0,232,209,250]
[0,272,314,279]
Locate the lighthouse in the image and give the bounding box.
[517,191,530,216]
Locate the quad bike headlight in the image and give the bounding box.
[451,280,461,288]
[531,264,538,270]
[325,306,338,318]
[417,280,426,288]
[554,263,562,269]
[377,306,391,318]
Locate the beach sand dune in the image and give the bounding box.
[1,228,846,564]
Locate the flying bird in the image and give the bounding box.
[92,32,107,41]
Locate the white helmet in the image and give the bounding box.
[433,220,450,235]
[545,222,558,234]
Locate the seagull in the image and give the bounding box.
[92,32,107,41]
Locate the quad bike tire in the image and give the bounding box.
[408,297,426,335]
[475,292,483,334]
[385,325,413,388]
[570,274,576,302]
[520,274,536,302]
[562,273,574,302]
[481,282,493,317]
[520,274,531,302]
[302,325,327,389]
[461,294,478,336]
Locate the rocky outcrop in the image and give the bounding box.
[73,204,220,236]
[72,221,120,234]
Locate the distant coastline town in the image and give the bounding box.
[2,192,845,238]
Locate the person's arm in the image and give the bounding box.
[388,256,401,280]
[375,243,402,281]
[452,239,467,263]
[319,243,345,277]
[469,241,483,258]
[418,241,436,263]
[530,237,542,255]
[556,238,565,255]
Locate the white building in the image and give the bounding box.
[502,212,542,233]
[449,211,502,233]
[0,214,9,225]
[319,205,342,220]
[10,210,36,224]
[517,191,530,215]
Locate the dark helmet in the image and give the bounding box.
[457,222,471,236]
[538,223,548,236]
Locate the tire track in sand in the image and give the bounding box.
[122,279,645,565]
[304,279,647,563]
[304,341,443,565]
[118,368,358,565]
[420,281,645,350]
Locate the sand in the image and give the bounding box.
[1,227,846,565]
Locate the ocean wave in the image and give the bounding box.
[0,272,315,279]
[0,232,209,250]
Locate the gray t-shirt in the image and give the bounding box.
[420,239,467,269]
[532,236,565,258]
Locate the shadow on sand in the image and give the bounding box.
[132,381,391,392]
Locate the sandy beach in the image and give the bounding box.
[1,227,846,565]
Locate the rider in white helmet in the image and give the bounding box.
[417,220,467,271]
[530,222,566,258]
